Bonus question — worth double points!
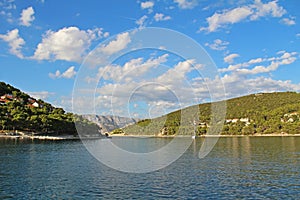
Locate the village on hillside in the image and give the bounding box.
[0,93,41,108]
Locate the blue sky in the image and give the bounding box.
[0,0,300,118]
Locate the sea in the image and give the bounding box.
[0,136,299,199]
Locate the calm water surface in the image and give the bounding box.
[0,137,299,199]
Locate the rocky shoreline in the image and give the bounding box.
[1,131,300,140]
[110,133,300,137]
[0,130,106,140]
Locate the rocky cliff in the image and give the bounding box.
[83,115,138,133]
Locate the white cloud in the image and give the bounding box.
[250,0,286,20]
[237,63,279,75]
[219,51,297,74]
[81,47,299,117]
[103,32,110,37]
[156,59,195,86]
[85,51,300,117]
[97,54,169,83]
[0,29,25,58]
[174,0,198,9]
[136,15,148,28]
[27,91,54,100]
[200,0,287,32]
[86,56,207,117]
[218,63,244,73]
[0,0,16,10]
[61,66,77,78]
[19,6,35,26]
[32,26,106,62]
[0,0,16,23]
[224,53,239,64]
[221,75,300,98]
[205,39,229,51]
[141,1,154,9]
[201,7,253,32]
[248,57,264,65]
[280,17,296,26]
[49,70,61,79]
[194,68,300,101]
[140,1,154,13]
[154,13,171,22]
[99,32,131,55]
[49,66,77,79]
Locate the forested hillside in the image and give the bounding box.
[0,82,98,135]
[122,92,300,136]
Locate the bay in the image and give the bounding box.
[0,137,299,199]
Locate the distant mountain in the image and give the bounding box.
[83,115,138,133]
[123,92,300,136]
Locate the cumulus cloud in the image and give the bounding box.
[215,51,300,98]
[32,26,107,62]
[174,0,198,9]
[83,51,300,117]
[141,1,154,9]
[224,53,239,64]
[250,0,286,20]
[248,57,264,65]
[201,7,252,32]
[99,32,131,55]
[140,1,154,13]
[156,59,195,86]
[154,13,171,22]
[97,54,169,83]
[200,0,287,32]
[280,17,296,26]
[61,66,77,78]
[238,53,297,75]
[0,29,25,58]
[194,69,300,101]
[219,51,297,74]
[220,75,300,98]
[205,39,229,51]
[49,66,77,79]
[49,70,61,79]
[91,56,208,117]
[19,6,35,26]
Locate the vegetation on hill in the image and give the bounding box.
[0,82,99,136]
[123,92,300,136]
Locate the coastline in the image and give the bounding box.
[0,131,104,140]
[110,133,300,138]
[0,134,80,140]
[1,132,300,141]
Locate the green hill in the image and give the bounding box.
[0,81,98,136]
[122,92,300,136]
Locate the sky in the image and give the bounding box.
[0,0,300,119]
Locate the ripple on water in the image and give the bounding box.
[0,137,299,199]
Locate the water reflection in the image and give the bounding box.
[0,137,299,199]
